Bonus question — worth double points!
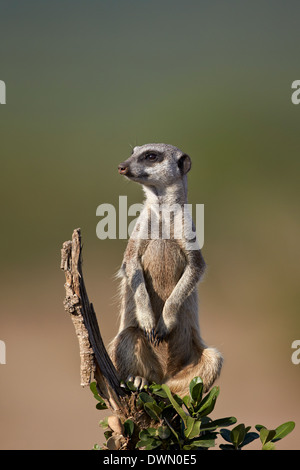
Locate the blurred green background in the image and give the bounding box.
[0,0,299,449]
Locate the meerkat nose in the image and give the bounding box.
[118,163,129,175]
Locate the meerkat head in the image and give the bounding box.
[118,143,191,188]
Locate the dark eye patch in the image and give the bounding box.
[138,151,164,164]
[145,153,158,161]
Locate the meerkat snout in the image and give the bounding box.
[118,162,129,175]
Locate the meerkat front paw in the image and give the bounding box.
[153,318,170,345]
[154,302,177,344]
[137,310,156,342]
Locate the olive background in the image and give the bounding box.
[0,0,299,449]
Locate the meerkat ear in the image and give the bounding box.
[177,153,191,175]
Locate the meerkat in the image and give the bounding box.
[108,143,223,397]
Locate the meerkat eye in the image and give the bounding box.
[145,153,158,162]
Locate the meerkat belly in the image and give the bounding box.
[141,239,186,318]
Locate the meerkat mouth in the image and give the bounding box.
[126,171,149,181]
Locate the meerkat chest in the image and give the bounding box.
[141,239,186,302]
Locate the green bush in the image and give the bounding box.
[91,377,295,450]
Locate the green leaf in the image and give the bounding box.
[137,437,162,450]
[138,392,156,404]
[123,419,134,437]
[161,404,177,424]
[183,437,215,450]
[273,421,295,442]
[144,402,163,421]
[162,384,189,426]
[230,424,246,449]
[182,395,192,409]
[220,428,232,443]
[158,425,171,440]
[104,430,113,440]
[260,428,276,446]
[189,377,203,405]
[184,416,201,439]
[189,420,202,440]
[148,383,159,391]
[201,416,237,432]
[262,441,276,450]
[139,429,153,441]
[199,423,219,432]
[219,444,236,450]
[184,417,201,439]
[158,400,167,411]
[164,417,180,443]
[136,438,150,447]
[255,424,266,433]
[189,438,216,448]
[197,386,220,417]
[139,430,150,441]
[211,416,237,428]
[126,380,137,392]
[90,382,107,408]
[99,417,109,429]
[184,416,195,438]
[173,394,184,407]
[145,439,162,450]
[96,402,108,410]
[149,384,168,398]
[136,438,155,448]
[239,432,259,448]
[90,382,98,395]
[255,421,295,447]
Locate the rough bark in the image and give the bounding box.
[61,228,126,412]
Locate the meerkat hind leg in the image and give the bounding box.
[165,347,223,397]
[126,375,148,390]
[110,326,164,389]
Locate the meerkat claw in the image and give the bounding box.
[150,328,156,343]
[143,327,157,344]
[153,332,166,346]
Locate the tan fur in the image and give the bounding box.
[109,143,223,397]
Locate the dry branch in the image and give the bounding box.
[61,228,126,412]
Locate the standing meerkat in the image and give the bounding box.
[108,143,223,397]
